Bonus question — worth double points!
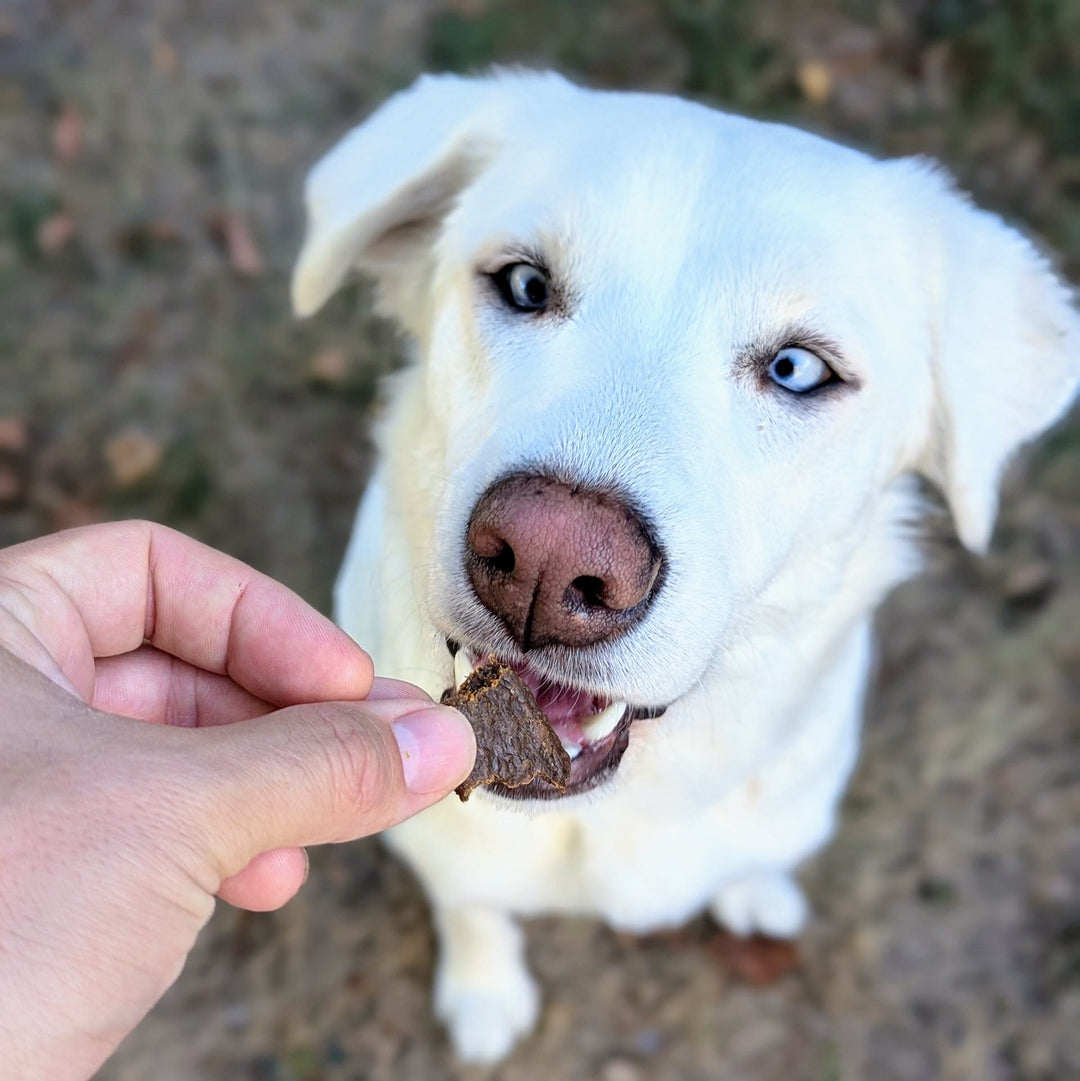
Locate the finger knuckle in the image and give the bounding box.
[307,705,399,830]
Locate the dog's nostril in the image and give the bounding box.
[478,541,515,576]
[569,575,607,610]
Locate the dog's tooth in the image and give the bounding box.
[565,742,582,760]
[453,649,473,687]
[581,701,627,743]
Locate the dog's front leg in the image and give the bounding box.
[432,903,539,1063]
[709,870,809,939]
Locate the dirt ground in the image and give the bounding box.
[2,2,1078,1079]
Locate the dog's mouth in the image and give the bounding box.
[446,640,665,800]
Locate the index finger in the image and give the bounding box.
[0,521,374,706]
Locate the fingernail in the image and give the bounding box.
[392,706,476,795]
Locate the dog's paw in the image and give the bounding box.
[434,955,539,1063]
[710,871,808,939]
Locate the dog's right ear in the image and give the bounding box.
[291,73,504,325]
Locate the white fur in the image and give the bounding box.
[295,72,1080,1062]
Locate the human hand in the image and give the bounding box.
[0,521,474,1081]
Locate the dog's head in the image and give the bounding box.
[294,72,1079,800]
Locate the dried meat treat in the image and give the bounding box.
[442,658,571,801]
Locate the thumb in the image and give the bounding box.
[182,697,475,883]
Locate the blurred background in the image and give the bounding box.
[2,2,1078,1079]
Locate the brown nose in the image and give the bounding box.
[465,473,664,650]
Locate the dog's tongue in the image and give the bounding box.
[509,661,608,748]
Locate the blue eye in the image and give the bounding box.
[494,263,549,311]
[768,346,835,393]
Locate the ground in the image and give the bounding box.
[1,2,1078,1079]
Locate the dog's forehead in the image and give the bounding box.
[448,91,907,321]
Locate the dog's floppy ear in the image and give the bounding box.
[291,73,505,323]
[894,159,1080,553]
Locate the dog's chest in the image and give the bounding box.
[387,787,749,931]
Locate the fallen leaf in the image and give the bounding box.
[1000,560,1056,615]
[708,930,802,987]
[0,460,23,507]
[52,103,85,164]
[37,211,76,255]
[50,498,101,531]
[829,24,881,78]
[0,415,28,508]
[797,60,833,106]
[104,430,164,488]
[1002,561,1054,600]
[206,211,263,278]
[152,39,179,76]
[0,417,28,452]
[306,345,349,385]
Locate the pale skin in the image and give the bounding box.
[0,521,476,1081]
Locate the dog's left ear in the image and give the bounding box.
[891,159,1080,553]
[291,73,517,326]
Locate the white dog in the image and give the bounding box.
[292,71,1079,1062]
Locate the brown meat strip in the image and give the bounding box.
[442,658,571,801]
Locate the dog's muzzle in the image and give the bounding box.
[444,641,667,800]
[465,472,665,652]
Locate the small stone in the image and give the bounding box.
[222,1001,249,1031]
[600,1057,643,1081]
[632,1029,663,1055]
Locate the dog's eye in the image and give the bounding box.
[493,263,550,312]
[768,346,835,393]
